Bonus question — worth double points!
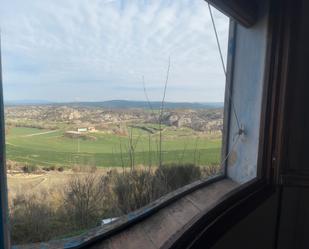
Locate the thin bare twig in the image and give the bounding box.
[118,137,125,173]
[148,134,152,170]
[142,76,155,115]
[158,57,171,167]
[193,136,200,165]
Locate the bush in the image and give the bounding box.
[22,164,38,173]
[202,164,221,178]
[10,194,63,244]
[113,164,202,214]
[72,165,97,173]
[155,163,202,191]
[10,174,115,244]
[113,170,154,213]
[6,160,23,171]
[64,174,112,229]
[58,166,64,172]
[42,165,57,171]
[49,165,56,171]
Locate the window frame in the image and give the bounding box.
[0,38,10,249]
[224,0,271,184]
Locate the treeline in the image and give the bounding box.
[9,164,220,245]
[5,120,59,130]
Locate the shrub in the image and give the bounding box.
[42,165,57,171]
[202,164,221,178]
[58,166,64,172]
[88,165,97,173]
[64,174,112,229]
[72,165,81,172]
[113,170,154,213]
[49,165,56,171]
[22,164,38,173]
[155,163,202,191]
[72,165,97,173]
[6,160,23,171]
[10,174,116,244]
[113,164,202,214]
[10,194,63,244]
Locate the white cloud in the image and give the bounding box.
[0,0,229,102]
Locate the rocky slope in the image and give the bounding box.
[5,105,223,132]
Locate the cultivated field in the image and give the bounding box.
[6,125,221,168]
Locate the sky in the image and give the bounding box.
[0,0,229,103]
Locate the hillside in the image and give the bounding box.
[5,105,223,132]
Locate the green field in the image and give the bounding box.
[6,126,222,168]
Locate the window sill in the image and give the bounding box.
[13,177,239,249]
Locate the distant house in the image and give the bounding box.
[64,131,81,139]
[77,128,87,132]
[88,126,96,132]
[66,131,80,135]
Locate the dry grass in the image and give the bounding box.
[7,164,220,245]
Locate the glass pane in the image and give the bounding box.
[1,0,229,245]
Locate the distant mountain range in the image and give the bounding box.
[5,99,53,105]
[5,99,224,109]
